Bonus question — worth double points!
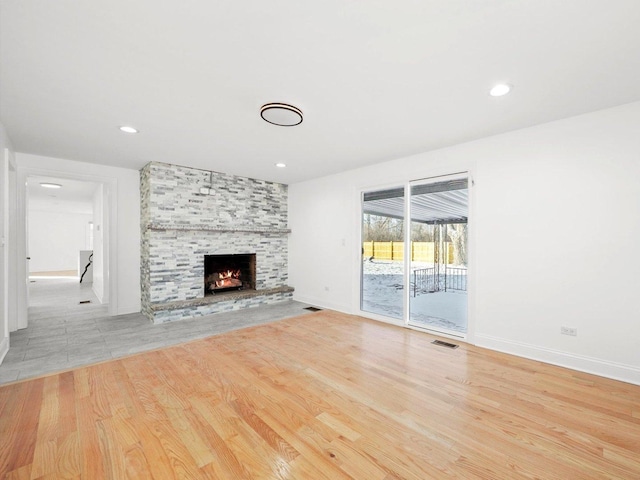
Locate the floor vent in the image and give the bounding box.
[432,340,458,349]
[304,306,322,312]
[79,300,92,304]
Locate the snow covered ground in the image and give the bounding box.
[361,259,467,333]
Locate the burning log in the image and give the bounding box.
[215,277,242,288]
[206,269,243,292]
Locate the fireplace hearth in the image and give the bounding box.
[204,254,256,295]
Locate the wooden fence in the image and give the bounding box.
[363,241,454,263]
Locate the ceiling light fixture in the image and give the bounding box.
[119,125,139,134]
[40,182,62,189]
[275,163,287,168]
[260,103,303,127]
[489,84,512,97]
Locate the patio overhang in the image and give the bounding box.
[363,178,468,225]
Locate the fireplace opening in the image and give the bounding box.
[204,254,256,295]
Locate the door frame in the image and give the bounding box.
[356,169,476,344]
[15,166,119,330]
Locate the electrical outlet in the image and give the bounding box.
[560,326,577,336]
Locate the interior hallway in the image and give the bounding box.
[0,277,313,384]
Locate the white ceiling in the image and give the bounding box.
[27,176,98,214]
[2,1,640,185]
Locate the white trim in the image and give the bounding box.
[1,150,8,339]
[15,165,28,330]
[475,333,640,386]
[0,336,8,365]
[7,152,18,334]
[465,167,477,344]
[107,181,116,308]
[90,183,109,305]
[403,182,411,327]
[352,185,365,315]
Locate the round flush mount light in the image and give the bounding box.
[489,83,512,97]
[260,103,303,127]
[40,182,62,189]
[119,125,139,134]
[275,163,287,168]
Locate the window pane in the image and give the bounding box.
[361,188,405,320]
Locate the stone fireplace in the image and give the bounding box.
[140,162,293,323]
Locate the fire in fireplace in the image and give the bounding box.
[204,254,256,295]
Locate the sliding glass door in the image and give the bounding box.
[408,177,468,335]
[360,174,468,337]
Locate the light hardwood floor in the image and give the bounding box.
[1,310,639,479]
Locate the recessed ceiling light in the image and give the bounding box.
[119,125,139,134]
[275,163,287,168]
[489,84,512,97]
[40,182,62,189]
[261,103,303,127]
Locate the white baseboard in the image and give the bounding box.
[292,294,352,316]
[0,337,9,365]
[475,334,640,386]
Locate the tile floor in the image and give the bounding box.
[0,276,314,384]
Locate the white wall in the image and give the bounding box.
[289,101,640,385]
[17,153,141,315]
[28,210,93,272]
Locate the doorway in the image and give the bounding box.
[360,174,469,337]
[21,176,109,330]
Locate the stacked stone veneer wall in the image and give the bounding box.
[141,162,291,323]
